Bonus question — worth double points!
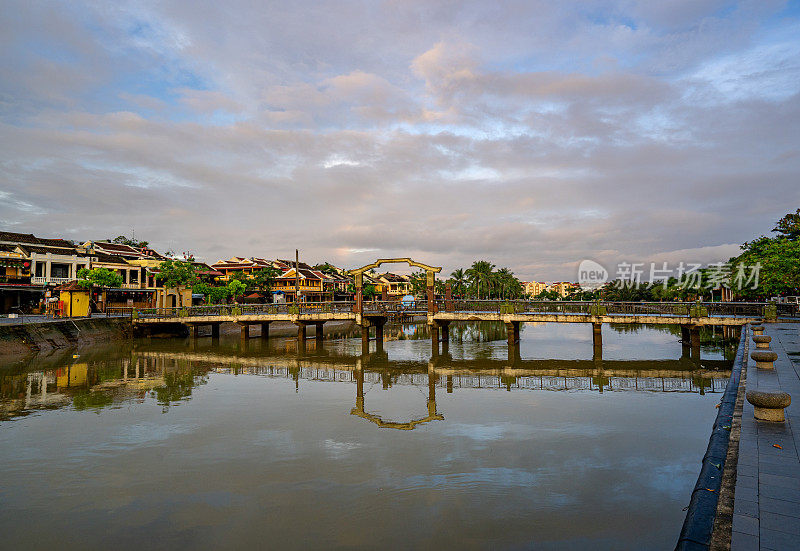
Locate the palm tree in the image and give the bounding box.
[496,267,513,299]
[465,260,495,299]
[450,268,466,297]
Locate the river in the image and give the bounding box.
[0,322,737,550]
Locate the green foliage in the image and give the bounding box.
[346,282,378,298]
[731,235,800,298]
[408,271,427,296]
[772,208,800,240]
[250,267,279,292]
[227,279,246,301]
[155,260,197,288]
[449,268,467,296]
[313,262,339,275]
[73,390,114,410]
[465,260,495,299]
[192,282,230,304]
[111,235,148,248]
[76,267,123,289]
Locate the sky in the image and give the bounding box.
[1,1,799,281]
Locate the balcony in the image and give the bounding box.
[31,277,74,285]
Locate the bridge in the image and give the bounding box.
[124,257,785,359]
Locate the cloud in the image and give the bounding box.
[0,1,798,280]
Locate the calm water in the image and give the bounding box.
[0,323,736,550]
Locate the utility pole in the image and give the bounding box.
[295,249,300,303]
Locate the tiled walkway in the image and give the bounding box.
[732,323,800,550]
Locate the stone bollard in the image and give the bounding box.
[751,350,778,369]
[751,325,764,336]
[753,335,772,349]
[746,390,791,422]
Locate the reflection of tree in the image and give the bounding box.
[73,391,114,410]
[150,370,207,410]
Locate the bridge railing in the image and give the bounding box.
[362,300,428,314]
[445,300,771,317]
[133,301,357,319]
[130,299,781,320]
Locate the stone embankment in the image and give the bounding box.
[0,318,132,358]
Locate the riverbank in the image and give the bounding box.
[0,317,132,357]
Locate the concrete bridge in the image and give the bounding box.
[125,257,781,359]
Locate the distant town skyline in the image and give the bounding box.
[1,1,799,280]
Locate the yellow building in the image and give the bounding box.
[376,273,412,297]
[55,282,91,317]
[548,282,578,298]
[524,281,547,297]
[273,267,328,302]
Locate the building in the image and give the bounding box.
[524,281,547,297]
[547,282,579,298]
[211,256,275,282]
[0,232,92,313]
[53,281,91,317]
[376,273,412,298]
[273,267,330,302]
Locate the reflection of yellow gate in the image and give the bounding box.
[349,258,442,312]
[350,367,444,430]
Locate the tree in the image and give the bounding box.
[466,260,495,299]
[111,235,149,248]
[76,267,123,289]
[155,260,197,289]
[727,209,800,299]
[155,260,198,308]
[192,282,230,304]
[731,236,800,298]
[227,279,247,303]
[772,208,800,240]
[250,267,280,293]
[450,268,467,297]
[313,262,339,275]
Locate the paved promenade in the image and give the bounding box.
[732,323,800,550]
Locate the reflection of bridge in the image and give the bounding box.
[132,347,729,430]
[126,257,773,362]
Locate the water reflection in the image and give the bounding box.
[0,322,739,550]
[1,324,733,424]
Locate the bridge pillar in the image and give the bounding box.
[439,320,450,344]
[592,323,602,358]
[681,325,691,358]
[361,324,370,354]
[374,321,384,343]
[211,323,220,340]
[690,326,701,359]
[427,366,437,417]
[261,322,270,340]
[296,322,307,344]
[315,322,324,342]
[445,282,453,312]
[355,364,364,412]
[430,323,440,356]
[505,321,520,346]
[239,324,249,340]
[426,270,436,313]
[190,324,200,340]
